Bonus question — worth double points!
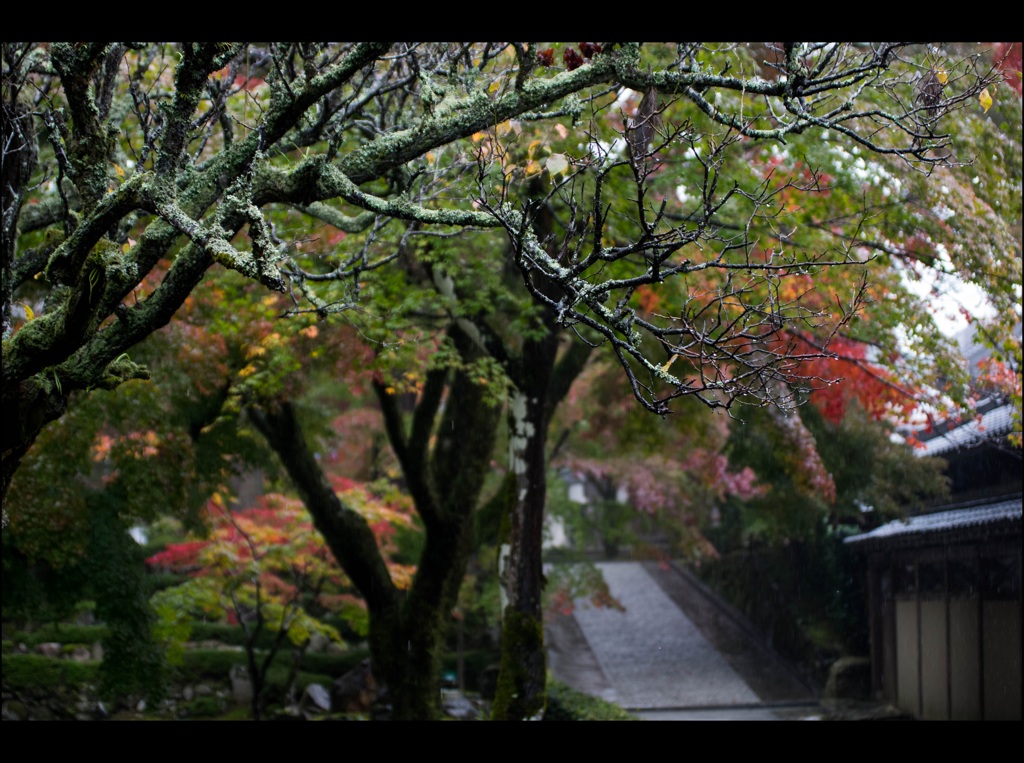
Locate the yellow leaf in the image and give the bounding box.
[979,87,993,113]
[114,164,125,178]
[936,70,948,85]
[21,302,35,321]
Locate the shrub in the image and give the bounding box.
[2,653,98,690]
[543,678,635,721]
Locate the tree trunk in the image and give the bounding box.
[491,190,595,719]
[492,326,560,720]
[250,324,500,719]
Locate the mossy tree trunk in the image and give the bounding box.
[488,188,595,720]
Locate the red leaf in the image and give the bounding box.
[563,48,583,71]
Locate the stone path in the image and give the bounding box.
[546,560,826,719]
[569,562,764,710]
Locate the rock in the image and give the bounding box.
[824,656,872,701]
[70,646,92,663]
[441,689,478,720]
[35,642,61,657]
[194,683,214,696]
[274,705,304,720]
[230,664,253,704]
[182,685,195,702]
[331,659,379,712]
[820,698,914,720]
[91,642,104,661]
[76,609,97,626]
[4,701,29,720]
[302,683,331,712]
[34,706,55,721]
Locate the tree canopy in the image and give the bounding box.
[5,42,1015,499]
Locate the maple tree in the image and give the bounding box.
[242,323,502,719]
[3,43,1017,720]
[147,488,412,719]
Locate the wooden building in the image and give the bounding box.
[846,397,1021,720]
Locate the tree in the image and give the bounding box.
[148,489,404,720]
[4,42,1012,719]
[549,355,764,561]
[3,41,1006,498]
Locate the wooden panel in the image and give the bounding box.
[948,597,981,720]
[895,598,919,716]
[920,600,948,719]
[983,601,1022,720]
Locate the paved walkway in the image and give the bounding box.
[546,561,821,720]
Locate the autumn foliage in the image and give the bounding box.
[147,484,418,646]
[786,333,918,425]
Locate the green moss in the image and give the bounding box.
[491,607,545,720]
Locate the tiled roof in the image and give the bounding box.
[914,402,1015,457]
[845,496,1022,546]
